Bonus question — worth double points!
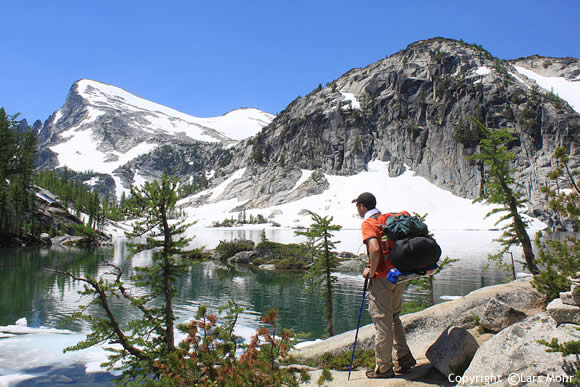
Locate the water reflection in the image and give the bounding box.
[0,229,517,340]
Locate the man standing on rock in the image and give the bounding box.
[353,192,416,379]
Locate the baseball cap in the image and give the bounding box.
[351,192,376,209]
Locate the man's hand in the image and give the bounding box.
[363,266,372,279]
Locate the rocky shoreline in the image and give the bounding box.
[292,278,579,386]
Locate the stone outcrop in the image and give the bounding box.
[546,276,580,325]
[460,313,579,386]
[227,251,256,264]
[293,280,578,386]
[547,298,580,325]
[479,299,527,333]
[426,326,479,377]
[291,278,543,362]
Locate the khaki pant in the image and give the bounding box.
[367,277,411,372]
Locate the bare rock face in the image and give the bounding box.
[426,326,479,377]
[479,299,528,333]
[207,167,329,210]
[222,38,578,226]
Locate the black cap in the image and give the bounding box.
[352,192,376,209]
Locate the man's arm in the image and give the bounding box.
[363,237,382,278]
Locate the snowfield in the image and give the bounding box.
[514,65,580,113]
[180,160,546,237]
[47,80,274,198]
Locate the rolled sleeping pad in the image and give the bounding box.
[390,236,442,272]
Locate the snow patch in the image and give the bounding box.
[50,130,158,175]
[133,170,148,187]
[208,168,246,201]
[508,71,531,89]
[205,169,216,180]
[290,170,314,192]
[475,66,491,76]
[53,109,63,124]
[340,92,361,110]
[85,177,100,187]
[182,160,546,234]
[514,65,580,113]
[0,319,74,335]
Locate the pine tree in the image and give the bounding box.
[50,172,193,383]
[470,119,540,274]
[296,211,342,336]
[532,146,579,300]
[0,108,39,236]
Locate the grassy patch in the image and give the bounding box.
[253,241,310,269]
[180,248,212,261]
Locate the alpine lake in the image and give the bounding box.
[0,227,525,385]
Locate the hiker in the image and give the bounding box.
[352,192,416,379]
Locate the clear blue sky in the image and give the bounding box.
[3,0,579,123]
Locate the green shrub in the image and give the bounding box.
[215,239,255,260]
[254,241,309,268]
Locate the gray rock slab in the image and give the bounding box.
[479,298,527,333]
[426,326,479,377]
[560,291,580,306]
[547,298,580,324]
[227,251,255,264]
[460,313,580,386]
[291,278,543,362]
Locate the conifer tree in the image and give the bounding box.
[296,211,342,336]
[50,172,193,383]
[532,146,579,300]
[0,108,38,236]
[470,119,540,274]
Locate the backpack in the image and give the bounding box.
[390,236,441,272]
[382,213,428,241]
[375,212,441,272]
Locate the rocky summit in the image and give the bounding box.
[36,79,274,198]
[212,38,578,225]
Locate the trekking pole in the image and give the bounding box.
[348,276,369,381]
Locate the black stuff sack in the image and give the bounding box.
[390,236,441,272]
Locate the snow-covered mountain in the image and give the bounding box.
[37,39,578,231]
[38,79,274,197]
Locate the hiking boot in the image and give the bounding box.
[394,353,416,373]
[366,368,395,379]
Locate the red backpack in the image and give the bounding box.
[375,211,441,273]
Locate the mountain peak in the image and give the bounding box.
[37,79,274,198]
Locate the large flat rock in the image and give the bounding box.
[460,312,580,386]
[292,278,544,362]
